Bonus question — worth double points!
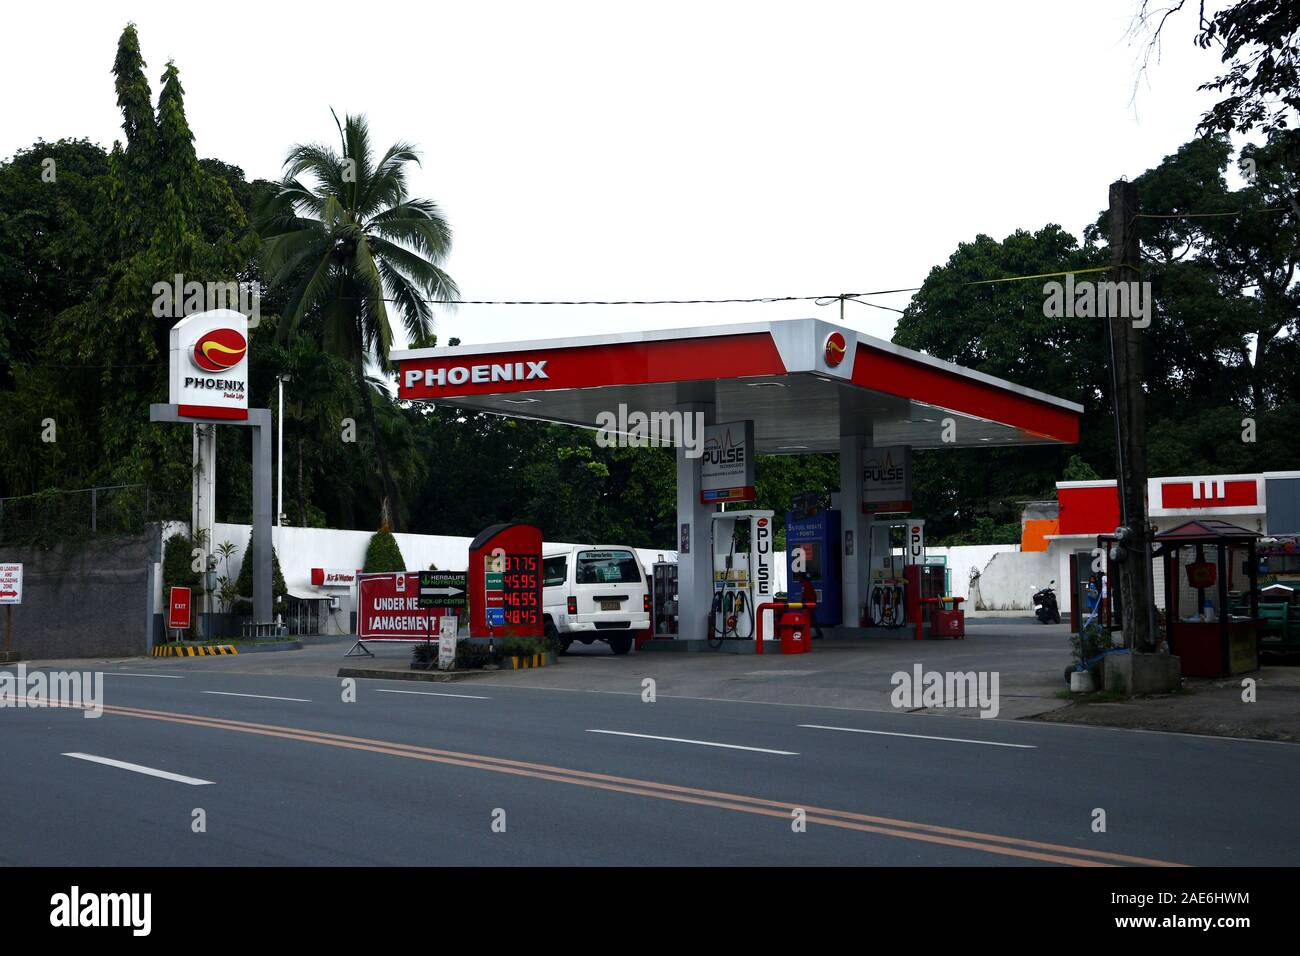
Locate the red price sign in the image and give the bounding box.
[501,554,542,626]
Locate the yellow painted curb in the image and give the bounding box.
[152,644,238,657]
[507,653,546,669]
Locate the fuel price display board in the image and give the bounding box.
[498,554,541,627]
[468,523,544,637]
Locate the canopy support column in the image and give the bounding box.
[675,401,715,641]
[840,434,869,629]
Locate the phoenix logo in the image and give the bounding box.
[824,331,847,367]
[192,328,247,372]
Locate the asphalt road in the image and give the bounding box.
[3,659,1297,866]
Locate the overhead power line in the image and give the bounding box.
[342,266,1120,309]
[1136,206,1289,220]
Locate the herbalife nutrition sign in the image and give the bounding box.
[701,420,755,504]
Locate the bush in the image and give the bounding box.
[498,637,547,659]
[161,532,202,640]
[413,639,498,670]
[232,530,287,616]
[363,525,406,572]
[1071,619,1115,665]
[542,629,568,656]
[456,639,493,670]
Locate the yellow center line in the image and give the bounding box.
[34,698,1187,866]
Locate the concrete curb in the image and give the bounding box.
[230,640,303,654]
[338,666,492,683]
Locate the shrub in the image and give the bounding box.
[498,637,546,659]
[414,639,498,670]
[1071,619,1114,665]
[161,532,202,639]
[232,531,287,616]
[456,639,493,670]
[542,630,566,656]
[363,525,406,572]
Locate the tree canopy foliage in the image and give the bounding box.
[2,17,1296,554]
[895,131,1299,540]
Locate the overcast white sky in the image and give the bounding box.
[5,1,1233,348]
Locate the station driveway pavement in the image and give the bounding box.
[28,616,1077,720]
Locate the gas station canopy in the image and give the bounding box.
[393,318,1081,451]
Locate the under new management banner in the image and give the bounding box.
[357,572,455,641]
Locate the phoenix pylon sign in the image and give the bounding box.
[169,309,249,420]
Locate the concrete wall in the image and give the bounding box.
[928,545,1020,601]
[4,534,152,659]
[969,549,1055,610]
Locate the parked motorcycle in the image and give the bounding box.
[1032,581,1061,624]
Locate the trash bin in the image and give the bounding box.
[931,608,965,638]
[778,608,811,654]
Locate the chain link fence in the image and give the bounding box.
[0,484,190,546]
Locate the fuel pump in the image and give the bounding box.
[710,510,775,640]
[866,518,925,628]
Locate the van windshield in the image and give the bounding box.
[576,550,641,584]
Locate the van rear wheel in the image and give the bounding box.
[607,634,633,655]
[545,622,571,655]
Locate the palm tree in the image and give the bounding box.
[258,111,457,529]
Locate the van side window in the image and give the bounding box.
[543,556,567,588]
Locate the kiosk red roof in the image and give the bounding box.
[1154,519,1259,542]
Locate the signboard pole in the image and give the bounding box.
[0,562,21,660]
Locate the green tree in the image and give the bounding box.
[363,526,407,572]
[233,531,287,611]
[161,532,202,638]
[258,112,458,529]
[0,28,252,504]
[892,225,1106,537]
[1136,1,1300,137]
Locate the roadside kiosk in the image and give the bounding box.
[1153,520,1260,678]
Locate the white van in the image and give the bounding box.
[542,545,650,654]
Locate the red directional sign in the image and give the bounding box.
[168,587,192,630]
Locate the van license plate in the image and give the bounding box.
[600,600,619,611]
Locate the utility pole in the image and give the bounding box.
[1107,180,1157,652]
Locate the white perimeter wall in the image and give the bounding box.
[969,549,1056,611]
[927,545,1020,602]
[212,523,678,614]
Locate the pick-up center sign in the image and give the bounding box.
[418,571,468,609]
